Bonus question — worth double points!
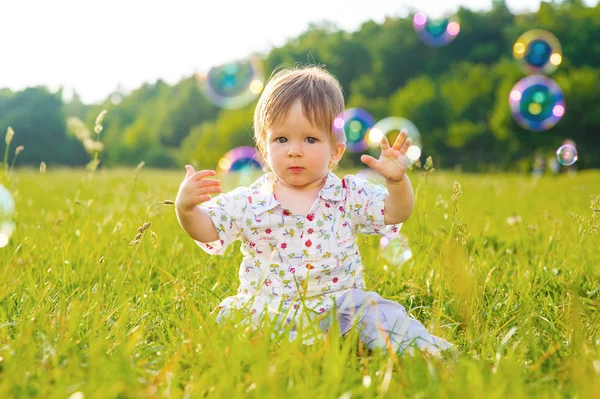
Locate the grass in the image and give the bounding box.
[0,166,599,398]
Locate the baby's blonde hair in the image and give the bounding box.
[253,65,346,168]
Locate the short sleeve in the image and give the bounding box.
[344,174,401,235]
[195,188,246,255]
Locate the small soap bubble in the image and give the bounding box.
[334,108,375,153]
[556,144,578,166]
[196,56,264,109]
[413,13,460,47]
[379,232,412,266]
[513,29,562,75]
[0,185,16,248]
[356,168,385,187]
[217,146,264,186]
[508,75,565,131]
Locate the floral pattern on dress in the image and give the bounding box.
[196,172,401,329]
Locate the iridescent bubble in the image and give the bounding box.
[556,144,578,166]
[217,146,264,186]
[367,117,422,163]
[513,29,562,75]
[379,232,412,266]
[356,168,386,187]
[0,185,16,248]
[196,56,265,109]
[508,75,565,131]
[333,108,375,153]
[413,13,460,47]
[217,146,264,173]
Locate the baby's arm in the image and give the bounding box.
[176,206,219,243]
[175,166,221,243]
[384,176,414,225]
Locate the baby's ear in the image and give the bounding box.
[332,142,346,163]
[329,142,346,170]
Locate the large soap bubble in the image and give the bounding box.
[367,117,423,163]
[509,75,565,131]
[413,13,460,47]
[196,56,265,109]
[513,29,562,75]
[333,108,375,153]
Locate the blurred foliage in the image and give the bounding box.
[0,0,598,171]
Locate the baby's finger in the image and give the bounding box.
[197,194,212,203]
[380,135,391,151]
[392,129,408,151]
[188,185,221,199]
[184,165,196,179]
[360,154,379,170]
[197,179,221,188]
[399,137,413,155]
[194,186,223,195]
[193,170,217,180]
[198,185,222,195]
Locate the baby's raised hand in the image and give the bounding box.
[360,128,412,183]
[175,165,222,213]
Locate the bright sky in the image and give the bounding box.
[1,0,596,104]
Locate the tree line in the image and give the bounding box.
[1,0,598,171]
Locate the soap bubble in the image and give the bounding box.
[334,108,375,153]
[379,232,412,266]
[356,168,386,187]
[0,185,16,248]
[217,146,263,173]
[413,13,460,47]
[217,146,264,185]
[508,75,565,131]
[556,144,578,166]
[196,56,264,109]
[367,117,422,163]
[513,29,562,75]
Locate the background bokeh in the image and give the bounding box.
[0,1,598,173]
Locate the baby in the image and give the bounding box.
[175,65,451,355]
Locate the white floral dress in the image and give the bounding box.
[197,171,399,327]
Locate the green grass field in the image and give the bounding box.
[1,166,599,398]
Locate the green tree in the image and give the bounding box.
[0,88,87,166]
[179,106,256,170]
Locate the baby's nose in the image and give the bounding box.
[287,142,303,157]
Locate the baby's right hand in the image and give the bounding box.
[175,165,222,213]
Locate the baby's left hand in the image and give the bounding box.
[360,128,412,183]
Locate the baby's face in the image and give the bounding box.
[265,101,344,190]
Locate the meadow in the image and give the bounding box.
[0,165,598,398]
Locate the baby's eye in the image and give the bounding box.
[306,137,317,144]
[276,137,287,143]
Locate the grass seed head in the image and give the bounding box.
[94,110,108,133]
[424,156,435,172]
[137,222,152,234]
[5,127,14,146]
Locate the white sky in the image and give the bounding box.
[1,0,597,104]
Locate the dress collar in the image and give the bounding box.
[248,172,344,216]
